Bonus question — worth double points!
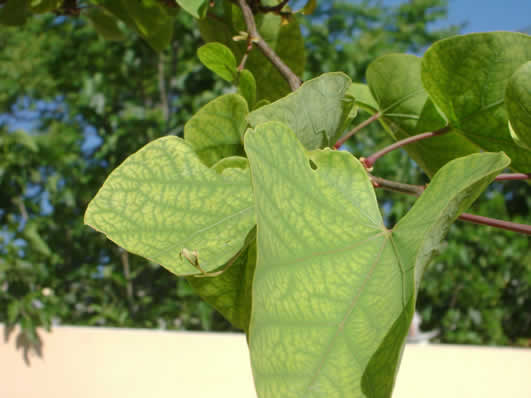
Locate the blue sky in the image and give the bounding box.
[384,0,531,33]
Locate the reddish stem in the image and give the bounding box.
[494,173,530,181]
[458,213,531,235]
[237,40,253,71]
[363,126,451,169]
[334,112,382,149]
[371,176,530,235]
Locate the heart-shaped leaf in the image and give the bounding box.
[85,136,255,276]
[362,54,479,176]
[422,32,531,172]
[247,73,355,149]
[244,121,509,397]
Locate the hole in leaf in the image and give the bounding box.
[309,159,318,170]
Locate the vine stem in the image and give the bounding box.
[334,112,382,149]
[370,176,531,235]
[495,173,530,181]
[237,0,301,91]
[362,126,451,169]
[458,213,531,235]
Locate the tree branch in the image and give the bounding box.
[237,0,301,91]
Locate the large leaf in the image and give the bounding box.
[85,137,255,276]
[186,158,256,332]
[422,32,531,172]
[363,54,479,176]
[244,121,509,398]
[247,73,354,149]
[184,94,248,167]
[505,61,531,150]
[199,5,305,102]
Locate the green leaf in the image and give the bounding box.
[509,121,530,150]
[394,152,510,289]
[366,53,479,176]
[175,0,208,19]
[100,0,173,52]
[0,0,31,26]
[244,121,509,397]
[86,8,127,41]
[30,0,62,13]
[422,32,531,172]
[347,83,379,114]
[184,94,248,167]
[302,0,317,15]
[7,301,19,324]
[12,131,38,152]
[247,73,354,149]
[505,61,531,150]
[238,69,257,108]
[253,99,270,110]
[199,5,305,102]
[99,0,136,27]
[84,136,255,276]
[23,222,52,256]
[187,230,257,332]
[197,43,237,82]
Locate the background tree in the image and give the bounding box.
[0,0,528,357]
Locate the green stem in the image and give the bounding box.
[369,175,425,196]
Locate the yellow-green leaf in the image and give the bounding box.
[244,121,509,397]
[85,136,255,276]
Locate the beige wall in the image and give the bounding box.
[1,325,530,398]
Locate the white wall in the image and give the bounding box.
[1,325,530,398]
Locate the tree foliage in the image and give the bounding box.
[0,1,530,395]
